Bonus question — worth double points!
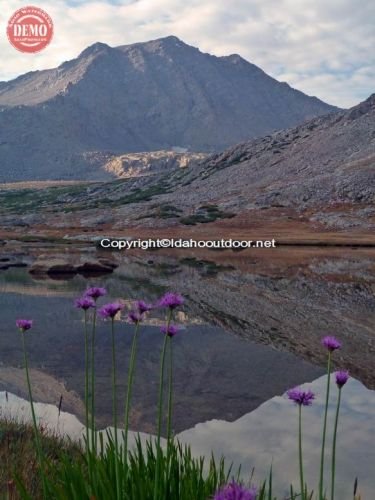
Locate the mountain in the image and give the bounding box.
[0,36,338,182]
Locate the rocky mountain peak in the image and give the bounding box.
[225,54,247,64]
[119,35,190,51]
[78,41,112,59]
[0,36,341,182]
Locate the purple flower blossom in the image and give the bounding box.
[335,370,349,388]
[287,388,315,406]
[158,292,184,310]
[214,481,257,500]
[98,303,123,319]
[84,287,107,300]
[128,311,142,324]
[135,300,153,314]
[161,324,179,337]
[75,297,95,310]
[322,336,341,352]
[16,319,33,332]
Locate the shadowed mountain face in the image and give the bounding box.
[0,36,338,182]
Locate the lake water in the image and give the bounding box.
[0,247,374,498]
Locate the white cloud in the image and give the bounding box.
[0,0,373,107]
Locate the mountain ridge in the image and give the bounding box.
[0,36,339,182]
[0,36,336,110]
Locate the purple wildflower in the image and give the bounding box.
[98,303,123,319]
[128,311,142,324]
[135,300,153,314]
[322,336,341,352]
[287,388,315,406]
[161,324,179,337]
[84,287,107,300]
[335,370,349,388]
[75,297,95,310]
[16,319,33,332]
[214,481,257,500]
[158,292,184,310]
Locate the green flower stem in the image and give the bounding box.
[330,387,342,500]
[154,334,169,500]
[319,352,332,500]
[166,336,173,443]
[298,405,305,500]
[124,320,140,461]
[84,311,90,452]
[156,334,169,439]
[21,332,47,498]
[91,307,97,451]
[83,310,93,485]
[154,309,173,500]
[110,318,120,500]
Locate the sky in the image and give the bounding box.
[0,0,374,108]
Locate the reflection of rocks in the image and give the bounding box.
[106,251,375,389]
[30,258,75,275]
[0,254,27,270]
[29,255,117,277]
[76,260,117,274]
[0,367,84,419]
[181,267,374,389]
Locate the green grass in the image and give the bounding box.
[63,183,173,213]
[0,184,92,214]
[33,435,235,500]
[0,178,173,215]
[0,419,80,499]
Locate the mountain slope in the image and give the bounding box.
[163,94,375,213]
[0,36,338,182]
[1,95,372,238]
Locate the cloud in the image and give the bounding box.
[0,0,373,107]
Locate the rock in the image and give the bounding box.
[104,151,207,178]
[29,256,117,276]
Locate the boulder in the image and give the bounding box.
[29,256,117,276]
